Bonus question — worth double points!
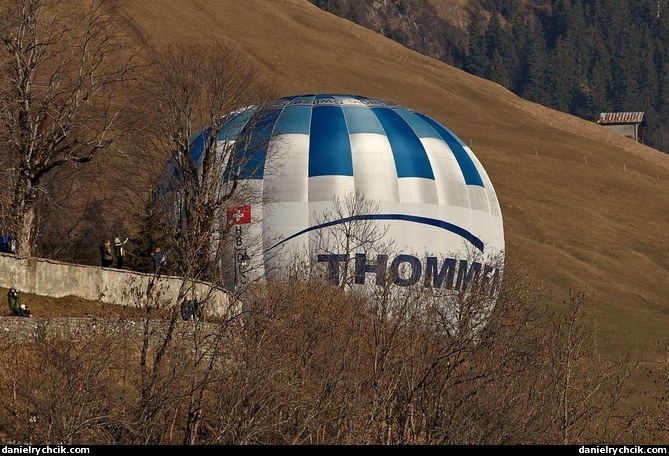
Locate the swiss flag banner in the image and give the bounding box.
[227,205,251,225]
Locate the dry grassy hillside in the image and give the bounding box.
[115,0,668,356]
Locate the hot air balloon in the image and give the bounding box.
[157,94,504,293]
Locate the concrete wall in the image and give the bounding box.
[0,253,234,317]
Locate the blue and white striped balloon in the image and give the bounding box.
[175,94,504,289]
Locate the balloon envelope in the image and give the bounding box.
[159,94,504,290]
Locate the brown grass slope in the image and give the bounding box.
[115,0,667,355]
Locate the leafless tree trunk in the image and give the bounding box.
[128,42,276,444]
[0,0,141,256]
[548,291,635,444]
[146,43,275,284]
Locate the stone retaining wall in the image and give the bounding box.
[0,253,233,317]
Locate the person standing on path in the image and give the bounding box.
[113,236,129,269]
[100,239,113,267]
[152,247,166,275]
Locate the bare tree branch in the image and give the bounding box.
[0,0,142,255]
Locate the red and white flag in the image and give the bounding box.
[227,205,251,225]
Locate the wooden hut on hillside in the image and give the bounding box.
[597,112,647,143]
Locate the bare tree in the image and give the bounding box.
[127,42,276,444]
[0,0,141,256]
[0,270,644,444]
[632,339,669,443]
[547,291,635,444]
[146,43,275,284]
[310,190,394,289]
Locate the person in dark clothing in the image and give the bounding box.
[100,239,113,267]
[7,288,28,317]
[192,300,203,321]
[180,298,194,321]
[192,292,203,321]
[179,292,203,322]
[113,236,129,269]
[152,247,166,274]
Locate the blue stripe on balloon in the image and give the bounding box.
[267,213,484,252]
[274,106,312,135]
[342,106,385,135]
[309,106,354,177]
[371,108,435,179]
[190,109,254,165]
[231,108,282,179]
[189,126,210,164]
[415,113,484,187]
[216,109,254,141]
[393,109,440,139]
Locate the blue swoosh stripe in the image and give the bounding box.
[268,214,484,252]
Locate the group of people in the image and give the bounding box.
[100,237,168,275]
[6,287,30,317]
[180,293,203,321]
[100,236,129,269]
